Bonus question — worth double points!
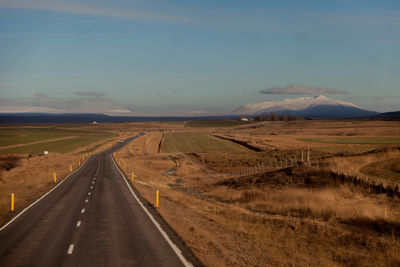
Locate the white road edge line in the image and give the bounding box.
[68,244,74,254]
[0,155,92,232]
[76,221,81,227]
[111,154,193,267]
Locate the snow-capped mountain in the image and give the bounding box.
[233,95,378,118]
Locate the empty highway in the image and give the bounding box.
[0,133,198,267]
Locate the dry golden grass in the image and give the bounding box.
[2,120,400,266]
[116,120,400,266]
[328,150,400,187]
[219,120,400,152]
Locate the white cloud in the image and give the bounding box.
[105,109,131,113]
[0,0,190,23]
[176,109,210,116]
[74,90,105,97]
[0,95,130,114]
[0,105,65,113]
[259,84,348,95]
[1,1,399,34]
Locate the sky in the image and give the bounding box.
[0,0,399,115]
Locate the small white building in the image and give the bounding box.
[91,121,98,125]
[240,117,249,122]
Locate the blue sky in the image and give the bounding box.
[0,0,399,115]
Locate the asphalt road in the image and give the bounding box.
[0,133,197,267]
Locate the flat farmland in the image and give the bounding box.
[184,119,254,128]
[160,132,250,153]
[117,120,400,266]
[0,127,116,154]
[298,136,400,145]
[0,124,129,225]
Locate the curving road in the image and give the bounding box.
[0,133,198,267]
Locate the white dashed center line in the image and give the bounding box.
[68,244,74,254]
[88,192,91,195]
[85,199,88,203]
[81,209,85,214]
[76,221,81,227]
[90,186,93,189]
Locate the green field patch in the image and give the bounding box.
[161,121,185,125]
[0,127,116,154]
[0,127,84,147]
[184,120,253,128]
[314,146,377,154]
[161,132,251,153]
[298,137,400,145]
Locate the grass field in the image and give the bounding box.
[119,126,400,266]
[184,119,253,128]
[298,137,400,145]
[0,127,116,154]
[0,127,79,147]
[361,158,400,182]
[161,132,250,153]
[313,146,377,153]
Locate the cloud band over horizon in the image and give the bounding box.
[259,84,348,95]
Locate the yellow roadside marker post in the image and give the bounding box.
[156,190,159,208]
[78,160,81,166]
[70,165,72,173]
[131,172,134,183]
[11,193,14,211]
[53,172,57,183]
[86,152,88,157]
[124,164,126,172]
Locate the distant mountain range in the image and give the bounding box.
[233,95,379,119]
[0,113,238,124]
[0,95,398,123]
[374,111,400,119]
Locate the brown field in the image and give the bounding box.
[115,119,400,266]
[1,120,400,266]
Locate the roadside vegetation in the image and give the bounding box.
[0,124,126,225]
[116,120,400,266]
[2,120,400,266]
